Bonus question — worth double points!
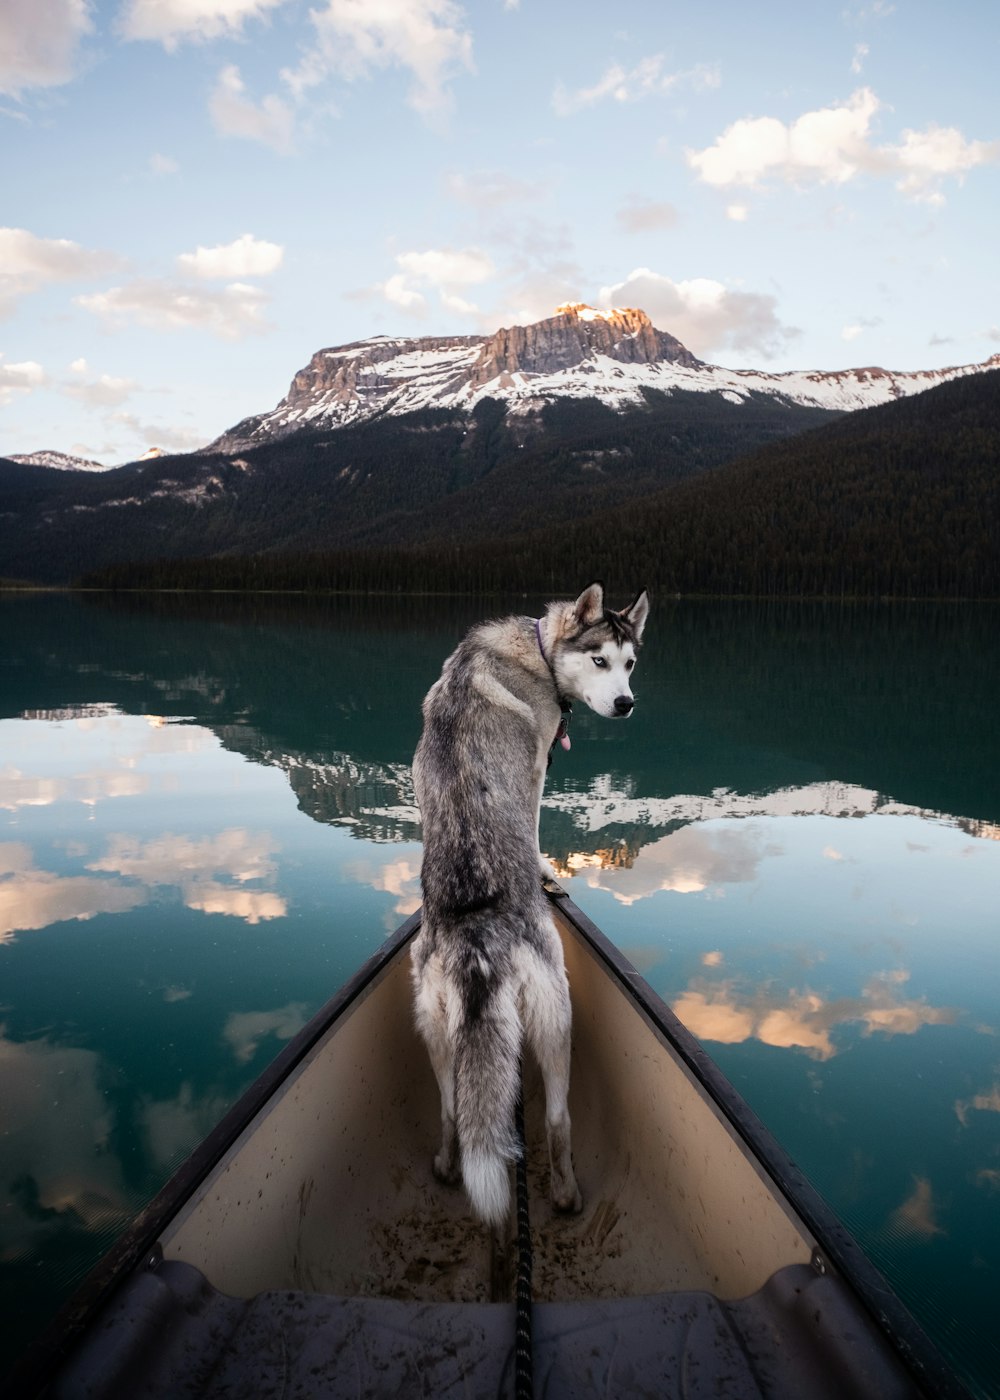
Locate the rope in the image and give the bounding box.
[513,1067,534,1400]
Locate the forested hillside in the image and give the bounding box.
[1,391,834,584]
[82,370,1000,599]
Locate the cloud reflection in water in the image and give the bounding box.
[89,830,287,925]
[672,970,957,1060]
[0,841,145,944]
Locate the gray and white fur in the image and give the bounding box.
[411,583,649,1227]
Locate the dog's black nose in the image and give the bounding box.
[613,695,634,716]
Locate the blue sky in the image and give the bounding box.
[2,0,998,463]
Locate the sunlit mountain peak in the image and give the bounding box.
[554,302,635,322]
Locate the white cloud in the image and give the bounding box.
[851,42,869,75]
[209,64,295,154]
[447,169,541,208]
[598,267,799,360]
[281,0,474,119]
[0,226,117,317]
[840,314,882,343]
[892,124,1000,201]
[64,360,137,408]
[726,204,749,222]
[616,199,679,233]
[0,0,93,98]
[554,56,719,117]
[689,87,881,188]
[441,290,478,315]
[109,412,206,454]
[118,0,288,51]
[380,273,427,312]
[177,233,284,279]
[379,245,494,317]
[396,247,494,286]
[149,152,179,176]
[76,277,270,338]
[688,87,1000,203]
[0,356,47,405]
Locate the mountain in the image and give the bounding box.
[0,368,843,586]
[4,304,999,588]
[9,450,107,472]
[214,303,1000,450]
[100,367,999,600]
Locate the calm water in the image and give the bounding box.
[1,593,999,1396]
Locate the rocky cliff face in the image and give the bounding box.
[214,304,703,447]
[211,303,1000,451]
[468,303,700,386]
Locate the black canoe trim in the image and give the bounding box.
[9,911,423,1399]
[549,887,971,1400]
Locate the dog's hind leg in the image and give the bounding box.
[426,1031,460,1184]
[413,958,460,1184]
[519,936,583,1214]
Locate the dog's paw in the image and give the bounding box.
[552,1182,583,1215]
[538,856,556,882]
[433,1152,460,1186]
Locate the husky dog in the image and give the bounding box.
[411,583,649,1227]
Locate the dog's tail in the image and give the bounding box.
[455,961,522,1229]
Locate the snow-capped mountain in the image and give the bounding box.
[9,449,108,472]
[215,302,1000,449]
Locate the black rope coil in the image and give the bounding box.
[513,1071,533,1400]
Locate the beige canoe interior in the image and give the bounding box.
[159,909,815,1306]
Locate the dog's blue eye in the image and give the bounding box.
[592,656,607,668]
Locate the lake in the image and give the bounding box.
[1,592,998,1397]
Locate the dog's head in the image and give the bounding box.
[545,583,649,718]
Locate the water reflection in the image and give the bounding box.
[89,830,287,925]
[344,855,422,919]
[672,968,957,1061]
[1,826,287,941]
[0,842,145,942]
[2,595,999,1397]
[0,1030,131,1251]
[891,1178,945,1239]
[140,1082,233,1172]
[550,822,781,902]
[956,1084,1000,1126]
[223,1004,310,1065]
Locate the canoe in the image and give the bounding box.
[12,888,968,1399]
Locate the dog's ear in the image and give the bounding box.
[620,589,649,643]
[573,582,604,626]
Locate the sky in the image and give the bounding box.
[1,0,998,465]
